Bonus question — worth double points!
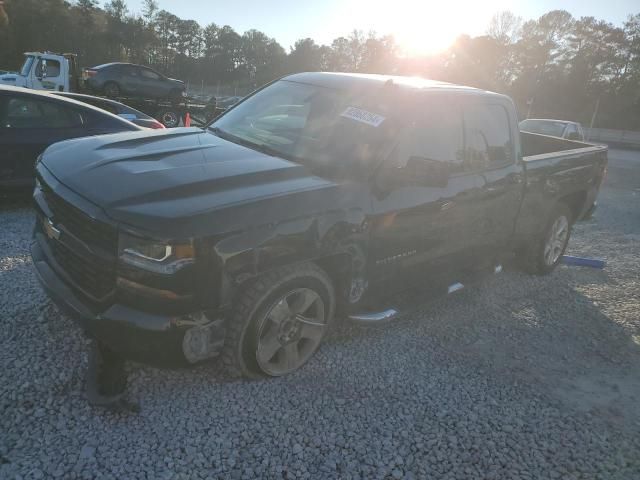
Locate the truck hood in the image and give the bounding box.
[41,128,342,237]
[0,73,25,86]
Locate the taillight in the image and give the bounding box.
[150,121,165,129]
[83,69,97,80]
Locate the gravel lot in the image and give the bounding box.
[1,149,639,480]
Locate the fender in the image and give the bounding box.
[208,207,370,310]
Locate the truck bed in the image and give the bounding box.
[521,131,606,160]
[514,131,608,245]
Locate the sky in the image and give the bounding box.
[124,0,639,54]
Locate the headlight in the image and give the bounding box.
[118,232,194,274]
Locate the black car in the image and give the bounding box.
[0,85,141,191]
[83,63,185,102]
[53,92,165,129]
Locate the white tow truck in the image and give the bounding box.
[0,52,81,92]
[0,52,220,127]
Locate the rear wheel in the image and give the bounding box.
[158,109,180,128]
[517,203,572,275]
[103,82,120,98]
[221,263,335,378]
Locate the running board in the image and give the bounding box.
[348,308,399,324]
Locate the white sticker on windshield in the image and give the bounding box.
[340,106,386,127]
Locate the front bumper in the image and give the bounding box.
[31,239,224,367]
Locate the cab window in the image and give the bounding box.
[463,103,513,170]
[386,97,465,174]
[565,124,580,140]
[35,59,61,78]
[140,68,161,80]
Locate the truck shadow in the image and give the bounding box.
[328,263,640,432]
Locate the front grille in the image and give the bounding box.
[41,181,118,256]
[38,176,118,300]
[48,237,116,300]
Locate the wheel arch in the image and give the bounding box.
[557,189,588,222]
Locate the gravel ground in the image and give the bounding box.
[1,149,639,480]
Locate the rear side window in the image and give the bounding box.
[140,68,161,80]
[83,109,137,131]
[3,97,84,128]
[464,103,513,170]
[565,124,581,140]
[83,99,119,115]
[122,66,139,77]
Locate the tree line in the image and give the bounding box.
[0,1,639,129]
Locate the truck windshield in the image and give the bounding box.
[19,56,35,77]
[520,119,567,138]
[209,79,404,176]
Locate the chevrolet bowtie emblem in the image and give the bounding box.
[43,218,61,241]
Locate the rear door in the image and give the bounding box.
[0,94,87,187]
[462,99,524,252]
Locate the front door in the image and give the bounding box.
[31,56,66,92]
[369,95,487,292]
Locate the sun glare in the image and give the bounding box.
[340,0,505,55]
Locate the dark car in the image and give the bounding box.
[32,73,607,379]
[53,92,165,129]
[519,118,585,141]
[0,85,141,191]
[215,95,243,109]
[83,63,185,102]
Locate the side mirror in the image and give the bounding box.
[37,59,47,80]
[404,156,450,188]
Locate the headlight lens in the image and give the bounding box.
[118,233,194,274]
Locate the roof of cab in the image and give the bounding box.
[282,72,504,98]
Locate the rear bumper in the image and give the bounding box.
[31,239,224,367]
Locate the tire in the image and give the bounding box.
[158,109,180,128]
[221,263,335,379]
[517,203,573,275]
[103,82,120,98]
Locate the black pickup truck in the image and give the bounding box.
[31,73,607,378]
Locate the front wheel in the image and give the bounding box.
[221,263,335,378]
[517,203,573,275]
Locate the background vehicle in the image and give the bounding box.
[31,73,607,379]
[0,85,141,191]
[0,52,81,92]
[215,95,244,109]
[519,118,585,141]
[83,63,185,102]
[1,52,217,128]
[53,92,165,129]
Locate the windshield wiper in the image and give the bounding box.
[208,126,299,162]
